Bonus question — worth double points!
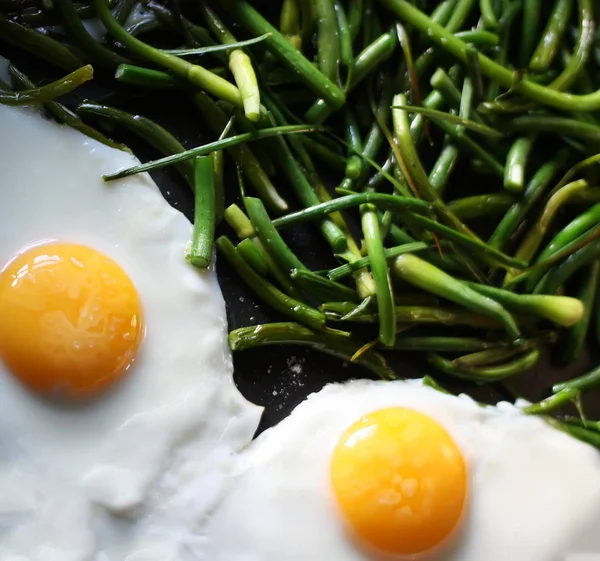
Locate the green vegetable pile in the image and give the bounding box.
[2,0,600,446]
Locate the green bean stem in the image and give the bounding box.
[188,157,216,268]
[447,193,515,220]
[216,236,325,328]
[428,349,540,381]
[0,65,93,107]
[222,0,345,109]
[228,323,396,379]
[504,137,534,192]
[392,254,521,339]
[0,14,83,71]
[564,261,600,362]
[529,0,573,72]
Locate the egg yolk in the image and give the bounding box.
[0,242,144,398]
[331,407,467,557]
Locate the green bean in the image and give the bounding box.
[114,64,183,89]
[263,139,347,253]
[9,67,126,152]
[428,349,539,381]
[505,115,600,147]
[290,269,359,302]
[224,204,255,239]
[280,0,302,49]
[535,238,600,294]
[236,238,269,275]
[411,90,445,143]
[228,322,396,380]
[304,30,397,123]
[194,94,288,214]
[554,363,600,394]
[510,179,589,274]
[445,0,476,32]
[344,110,363,181]
[529,0,573,72]
[480,0,499,29]
[222,0,345,109]
[392,93,480,238]
[522,388,580,415]
[0,65,93,107]
[328,242,429,281]
[313,0,340,81]
[188,157,215,268]
[526,202,600,290]
[253,238,305,301]
[54,0,129,69]
[428,144,459,196]
[595,278,600,346]
[244,196,307,276]
[452,340,543,368]
[334,0,353,72]
[428,0,459,28]
[564,261,600,362]
[272,194,430,230]
[464,282,584,326]
[346,0,363,42]
[322,302,501,327]
[545,418,600,449]
[0,14,83,72]
[519,0,542,68]
[77,102,194,190]
[360,205,396,346]
[504,137,534,192]
[93,0,243,108]
[488,150,569,251]
[376,0,600,112]
[394,336,498,352]
[299,0,317,44]
[198,3,261,121]
[405,213,527,270]
[546,0,595,92]
[393,254,520,339]
[447,193,515,220]
[217,236,325,328]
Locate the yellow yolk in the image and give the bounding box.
[0,242,144,398]
[331,407,467,557]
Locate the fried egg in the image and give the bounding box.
[0,104,262,560]
[199,379,600,561]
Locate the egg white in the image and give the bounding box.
[0,105,262,560]
[198,378,600,561]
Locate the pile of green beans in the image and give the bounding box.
[4,0,600,447]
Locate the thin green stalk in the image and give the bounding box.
[217,236,325,328]
[188,157,216,268]
[194,93,287,213]
[102,123,318,181]
[361,205,396,346]
[228,322,396,379]
[448,193,515,220]
[328,242,429,281]
[488,150,569,251]
[94,0,243,108]
[428,144,459,196]
[392,254,521,339]
[222,0,345,109]
[10,67,126,152]
[504,137,534,192]
[464,282,584,326]
[198,3,261,121]
[77,102,194,189]
[115,65,183,88]
[564,261,600,362]
[237,238,269,275]
[0,65,93,106]
[280,0,302,49]
[428,349,539,381]
[554,363,600,394]
[290,270,359,303]
[394,336,498,352]
[314,0,340,81]
[529,0,573,72]
[0,14,83,71]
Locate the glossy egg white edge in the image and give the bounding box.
[198,378,600,561]
[0,104,262,560]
